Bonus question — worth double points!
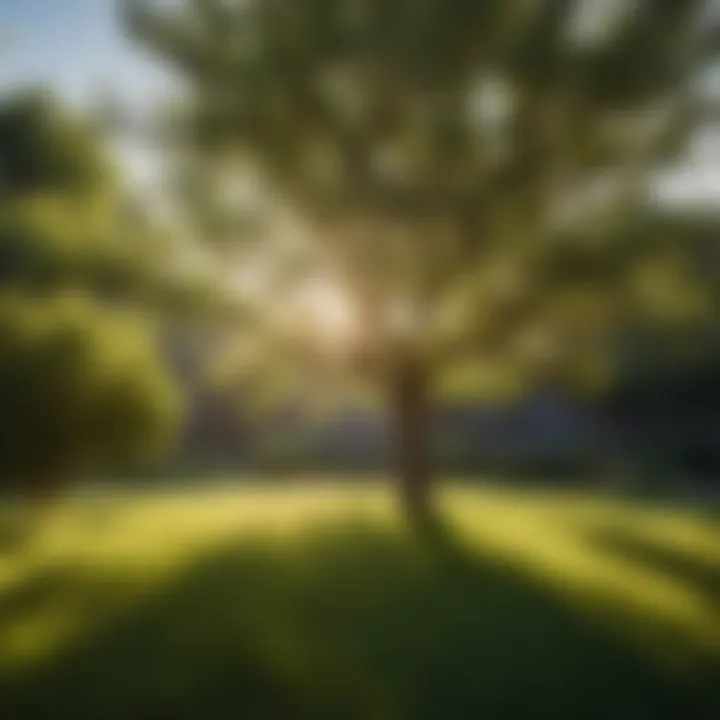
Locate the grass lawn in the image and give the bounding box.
[0,482,718,719]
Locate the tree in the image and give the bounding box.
[0,90,236,321]
[0,91,183,498]
[0,293,182,497]
[125,0,718,518]
[599,211,720,488]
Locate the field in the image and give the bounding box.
[0,482,718,719]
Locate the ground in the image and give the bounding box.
[0,481,718,719]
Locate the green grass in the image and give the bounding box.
[0,482,718,719]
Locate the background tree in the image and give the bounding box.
[599,211,720,489]
[0,91,183,498]
[0,90,239,319]
[126,0,718,517]
[0,293,181,497]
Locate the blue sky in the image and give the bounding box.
[0,0,172,106]
[0,0,179,187]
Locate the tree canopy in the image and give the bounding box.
[125,0,719,512]
[0,292,181,494]
[0,91,183,495]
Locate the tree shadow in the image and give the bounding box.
[0,505,36,553]
[587,526,720,605]
[1,515,717,720]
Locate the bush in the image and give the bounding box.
[0,292,183,497]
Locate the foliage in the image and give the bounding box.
[0,292,182,492]
[123,1,720,513]
[0,91,185,492]
[0,91,111,198]
[0,90,233,320]
[124,1,719,399]
[603,328,720,482]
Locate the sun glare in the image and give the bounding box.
[296,279,359,347]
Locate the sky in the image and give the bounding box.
[0,0,171,107]
[0,0,181,188]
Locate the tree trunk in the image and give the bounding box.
[30,464,65,506]
[389,352,433,520]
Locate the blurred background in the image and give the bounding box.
[0,2,719,718]
[1,0,719,495]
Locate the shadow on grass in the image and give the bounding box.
[589,526,720,606]
[0,515,718,720]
